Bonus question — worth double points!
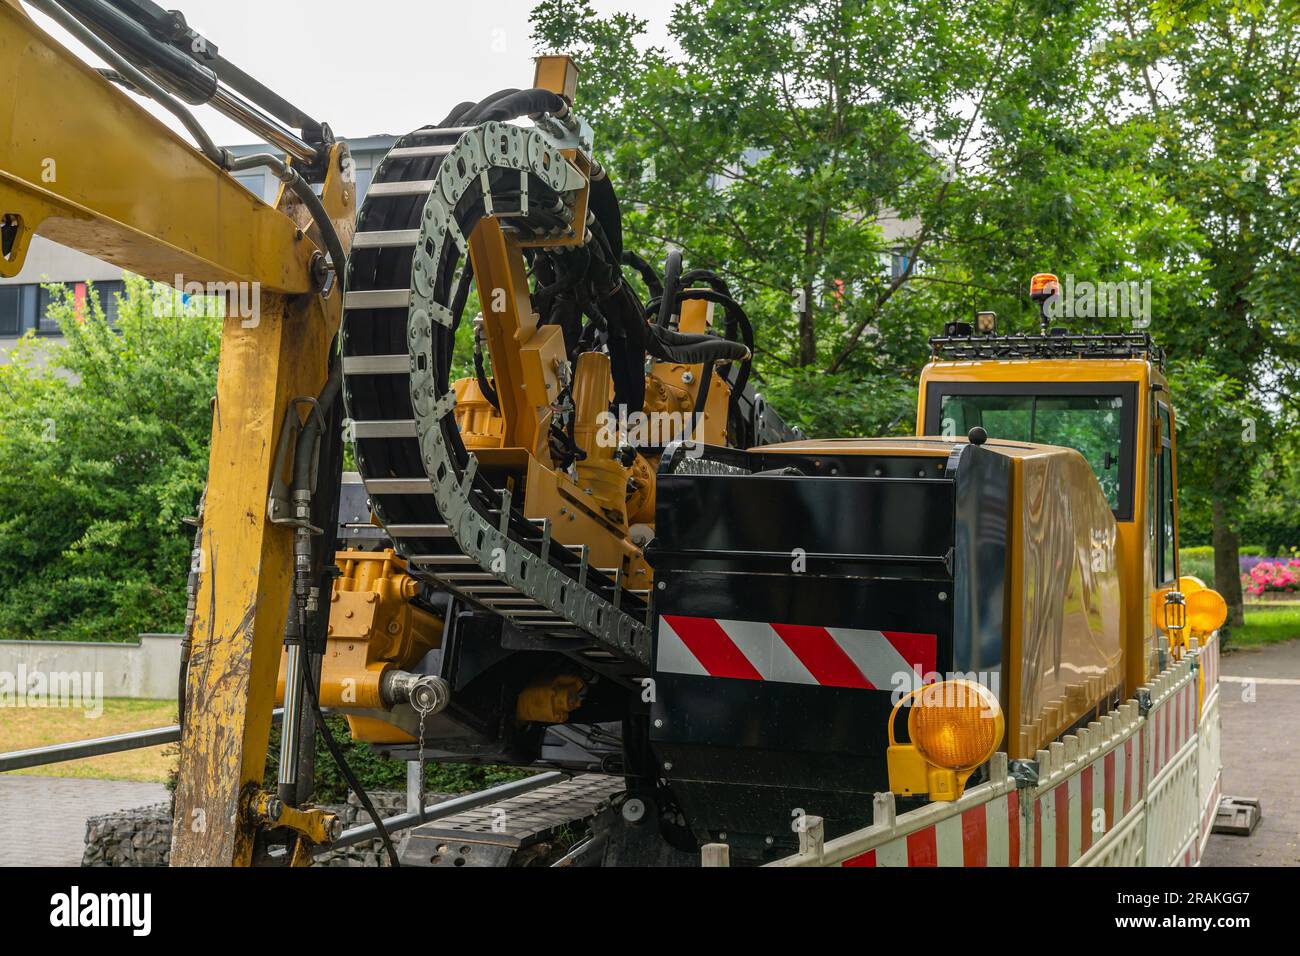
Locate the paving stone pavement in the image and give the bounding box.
[1201,637,1300,867]
[0,775,169,866]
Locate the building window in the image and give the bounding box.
[233,172,268,202]
[890,251,912,280]
[93,280,126,325]
[0,285,20,336]
[29,280,128,335]
[36,284,60,334]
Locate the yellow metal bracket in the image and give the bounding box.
[247,789,342,866]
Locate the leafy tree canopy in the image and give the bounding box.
[0,277,218,640]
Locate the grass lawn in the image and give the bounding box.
[1228,605,1300,648]
[0,698,176,783]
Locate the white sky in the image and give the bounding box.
[25,0,678,147]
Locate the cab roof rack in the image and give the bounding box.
[929,330,1165,369]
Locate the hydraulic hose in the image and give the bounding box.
[437,101,477,127]
[680,269,732,298]
[644,324,751,364]
[655,251,683,329]
[226,153,347,285]
[672,288,755,401]
[458,87,522,123]
[622,251,664,299]
[470,88,567,124]
[291,361,342,494]
[30,0,225,165]
[56,0,218,104]
[299,662,401,867]
[473,337,500,411]
[33,0,341,272]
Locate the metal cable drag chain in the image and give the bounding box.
[342,118,650,671]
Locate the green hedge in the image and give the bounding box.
[1180,545,1265,560]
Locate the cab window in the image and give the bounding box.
[1156,404,1177,584]
[924,382,1138,520]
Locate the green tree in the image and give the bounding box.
[532,0,1204,437]
[1095,0,1300,623]
[0,277,218,641]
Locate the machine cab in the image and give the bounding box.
[916,320,1180,695]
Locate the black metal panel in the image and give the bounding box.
[649,570,953,845]
[645,441,1012,854]
[654,472,955,565]
[949,443,1012,680]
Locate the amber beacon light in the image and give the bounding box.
[886,679,1004,802]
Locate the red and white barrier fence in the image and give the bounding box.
[762,633,1221,868]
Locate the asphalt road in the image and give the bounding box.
[1201,637,1300,866]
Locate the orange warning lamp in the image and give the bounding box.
[1029,273,1060,301]
[1029,273,1061,334]
[886,679,1004,802]
[1187,588,1228,637]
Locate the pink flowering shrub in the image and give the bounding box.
[1242,559,1300,597]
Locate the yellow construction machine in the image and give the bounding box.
[0,0,1223,867]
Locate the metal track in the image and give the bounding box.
[399,773,624,867]
[340,117,651,675]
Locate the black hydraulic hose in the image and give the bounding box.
[459,88,522,124]
[588,175,624,261]
[681,271,737,339]
[299,666,400,867]
[291,361,342,493]
[471,88,567,124]
[656,251,683,328]
[646,288,755,359]
[57,0,218,104]
[226,153,346,284]
[673,288,755,400]
[437,101,476,127]
[689,359,717,442]
[645,291,754,347]
[680,269,732,299]
[650,289,754,346]
[105,0,322,133]
[645,324,751,364]
[449,259,475,333]
[474,345,500,411]
[30,0,225,165]
[622,251,663,299]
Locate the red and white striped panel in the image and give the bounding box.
[840,791,1020,867]
[1199,633,1219,700]
[1147,678,1196,783]
[657,614,937,689]
[1034,737,1141,867]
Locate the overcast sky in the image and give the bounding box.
[27,0,679,146]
